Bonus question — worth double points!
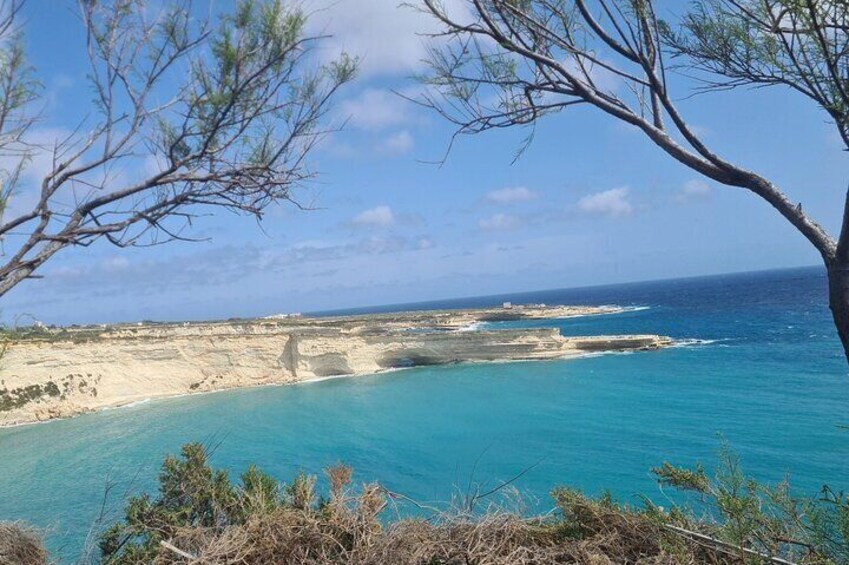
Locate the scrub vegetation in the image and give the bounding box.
[7,444,849,564]
[0,381,59,412]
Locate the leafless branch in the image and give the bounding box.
[418,0,838,262]
[0,0,356,297]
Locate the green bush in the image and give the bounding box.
[653,447,849,564]
[92,443,849,564]
[0,382,61,412]
[98,443,280,562]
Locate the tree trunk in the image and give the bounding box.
[828,262,849,363]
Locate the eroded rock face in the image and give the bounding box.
[0,306,671,427]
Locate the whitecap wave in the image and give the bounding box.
[456,322,483,332]
[103,398,152,411]
[576,349,637,358]
[618,305,651,313]
[671,338,732,348]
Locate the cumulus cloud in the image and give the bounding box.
[478,213,520,230]
[37,232,437,301]
[577,187,633,217]
[101,256,130,273]
[309,0,471,78]
[39,245,269,294]
[338,89,413,131]
[277,235,435,266]
[675,179,712,202]
[352,205,395,228]
[379,130,414,154]
[0,127,73,217]
[485,186,538,204]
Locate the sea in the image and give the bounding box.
[1,265,847,561]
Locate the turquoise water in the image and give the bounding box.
[1,266,848,561]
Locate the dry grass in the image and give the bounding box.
[144,483,727,565]
[2,449,779,565]
[0,522,47,565]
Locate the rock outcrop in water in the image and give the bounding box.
[0,305,670,426]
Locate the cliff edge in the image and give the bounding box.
[0,305,670,426]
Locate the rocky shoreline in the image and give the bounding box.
[0,305,670,427]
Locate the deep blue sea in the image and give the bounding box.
[1,265,848,561]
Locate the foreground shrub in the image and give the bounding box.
[96,443,736,564]
[1,442,839,563]
[653,447,849,564]
[0,522,47,565]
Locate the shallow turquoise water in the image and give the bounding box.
[1,266,848,561]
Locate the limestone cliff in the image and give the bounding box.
[0,305,670,427]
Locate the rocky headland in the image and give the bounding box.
[0,305,670,427]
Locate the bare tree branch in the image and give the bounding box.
[0,0,356,297]
[418,0,849,360]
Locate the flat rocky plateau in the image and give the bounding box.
[0,305,671,427]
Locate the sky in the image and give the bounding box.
[2,0,848,325]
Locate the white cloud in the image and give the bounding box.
[338,88,413,131]
[379,130,414,154]
[478,213,520,230]
[101,256,130,272]
[0,127,73,217]
[577,187,633,217]
[485,186,538,204]
[357,235,407,253]
[316,133,357,158]
[352,205,395,228]
[675,179,712,202]
[309,0,471,78]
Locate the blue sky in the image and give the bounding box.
[2,0,847,325]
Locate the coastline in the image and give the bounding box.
[0,347,670,431]
[0,304,671,428]
[0,366,419,430]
